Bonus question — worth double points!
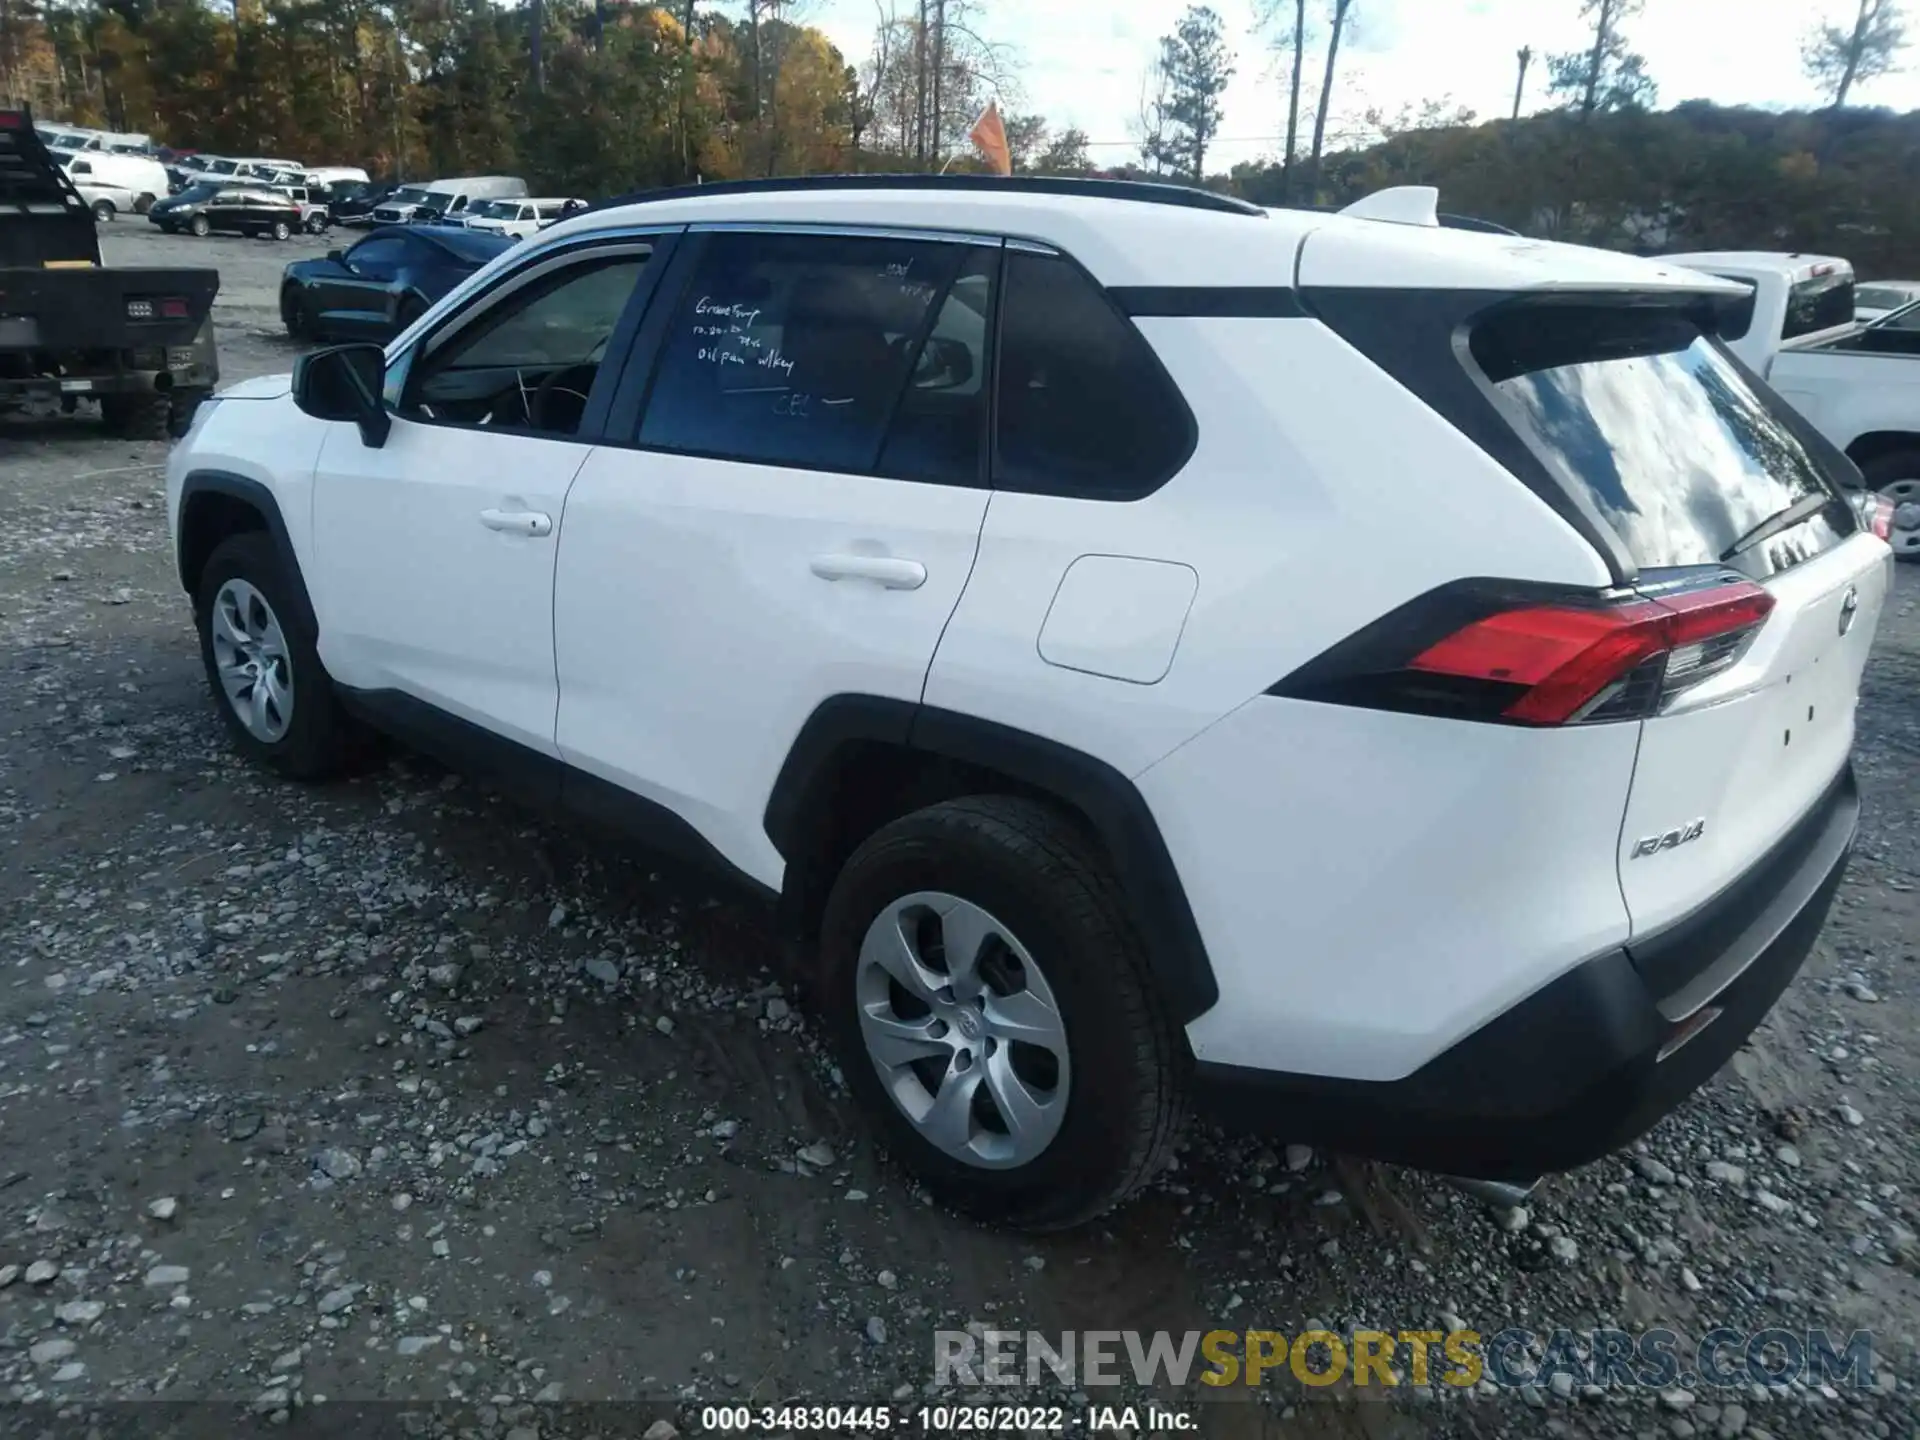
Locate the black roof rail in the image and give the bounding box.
[581,172,1267,219]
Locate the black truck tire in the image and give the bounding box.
[100,393,172,440]
[90,199,115,223]
[269,219,292,241]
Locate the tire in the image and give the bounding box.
[99,392,170,440]
[194,533,362,780]
[189,213,210,237]
[305,213,327,234]
[270,219,292,241]
[280,284,310,340]
[90,199,114,223]
[1858,449,1920,562]
[820,796,1183,1231]
[135,192,155,214]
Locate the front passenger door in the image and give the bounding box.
[309,237,665,771]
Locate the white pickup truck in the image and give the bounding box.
[1664,251,1920,559]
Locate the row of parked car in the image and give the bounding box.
[33,124,589,244]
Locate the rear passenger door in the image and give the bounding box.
[553,227,999,886]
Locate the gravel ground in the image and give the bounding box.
[0,224,1915,1439]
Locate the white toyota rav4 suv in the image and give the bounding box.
[167,176,1894,1230]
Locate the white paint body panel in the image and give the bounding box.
[1766,348,1920,455]
[308,418,587,756]
[165,392,328,579]
[1145,701,1642,1080]
[925,316,1609,779]
[1616,536,1891,934]
[552,450,989,888]
[1037,556,1197,685]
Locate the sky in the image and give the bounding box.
[801,0,1920,170]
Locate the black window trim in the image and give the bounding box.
[384,226,683,447]
[608,224,1009,489]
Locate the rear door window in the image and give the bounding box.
[1472,304,1850,573]
[637,230,986,477]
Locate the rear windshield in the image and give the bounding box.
[1785,273,1854,338]
[1473,305,1849,571]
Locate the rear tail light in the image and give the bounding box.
[1271,578,1775,727]
[1852,492,1895,542]
[126,296,189,321]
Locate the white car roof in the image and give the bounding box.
[534,181,1728,297]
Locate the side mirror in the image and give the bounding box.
[327,248,344,262]
[292,344,390,448]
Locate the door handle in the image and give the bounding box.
[810,554,927,590]
[479,508,553,538]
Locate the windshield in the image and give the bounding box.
[1866,298,1920,332]
[1473,303,1848,574]
[389,187,431,205]
[207,159,240,175]
[172,182,220,203]
[1856,286,1915,312]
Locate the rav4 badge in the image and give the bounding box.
[1630,819,1706,859]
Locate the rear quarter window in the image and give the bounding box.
[993,251,1194,499]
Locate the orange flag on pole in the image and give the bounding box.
[969,100,1012,176]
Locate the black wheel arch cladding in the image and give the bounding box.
[765,696,1220,1024]
[177,471,318,639]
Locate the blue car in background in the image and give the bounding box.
[278,224,512,341]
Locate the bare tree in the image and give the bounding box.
[1257,0,1310,201]
[1546,0,1653,117]
[1135,54,1171,172]
[1804,0,1907,107]
[861,0,1009,164]
[1303,0,1352,200]
[1512,43,1531,119]
[529,0,544,93]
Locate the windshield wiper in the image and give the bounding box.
[1719,492,1835,562]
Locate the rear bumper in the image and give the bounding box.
[1191,762,1858,1181]
[0,370,207,401]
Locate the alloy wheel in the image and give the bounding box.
[209,578,294,743]
[855,891,1071,1170]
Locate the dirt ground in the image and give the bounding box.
[0,222,1915,1440]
